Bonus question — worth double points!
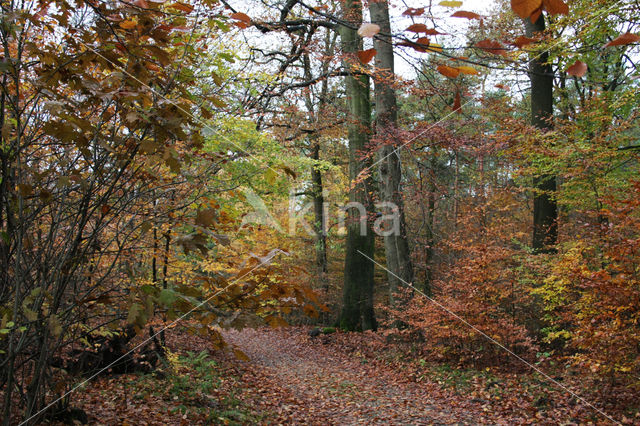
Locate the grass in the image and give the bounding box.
[127,350,262,424]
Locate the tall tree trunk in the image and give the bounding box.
[338,0,376,331]
[526,15,558,252]
[369,0,416,296]
[302,50,330,291]
[311,140,328,288]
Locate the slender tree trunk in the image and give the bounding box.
[311,142,329,289]
[526,15,557,252]
[369,0,415,297]
[338,0,376,331]
[302,50,330,291]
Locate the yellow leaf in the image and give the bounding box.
[439,0,463,7]
[427,43,443,53]
[456,65,480,75]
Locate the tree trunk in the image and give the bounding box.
[526,14,558,252]
[311,141,328,288]
[369,0,416,297]
[338,0,376,331]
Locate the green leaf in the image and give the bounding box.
[159,289,178,307]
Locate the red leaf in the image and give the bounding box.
[451,10,483,20]
[567,60,587,77]
[357,48,377,64]
[406,24,429,33]
[603,32,640,48]
[475,39,508,56]
[424,29,447,36]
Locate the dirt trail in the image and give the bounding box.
[223,328,498,425]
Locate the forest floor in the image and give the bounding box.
[70,325,630,425]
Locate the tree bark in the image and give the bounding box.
[369,0,416,297]
[310,141,329,289]
[526,14,558,252]
[338,0,376,331]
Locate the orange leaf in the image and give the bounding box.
[451,10,483,20]
[510,0,542,19]
[603,32,640,48]
[357,48,377,64]
[567,60,587,77]
[475,39,508,56]
[542,0,568,15]
[231,12,251,24]
[169,2,194,13]
[437,64,460,78]
[495,84,510,90]
[119,20,137,29]
[513,35,537,48]
[530,6,543,23]
[406,23,429,33]
[456,65,479,75]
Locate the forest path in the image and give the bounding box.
[223,327,494,425]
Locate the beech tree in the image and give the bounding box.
[337,0,376,331]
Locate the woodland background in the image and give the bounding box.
[1,0,639,423]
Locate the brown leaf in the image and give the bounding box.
[566,60,587,77]
[475,39,508,56]
[230,12,251,24]
[510,0,542,19]
[169,2,194,13]
[196,208,217,227]
[406,24,429,33]
[603,32,640,48]
[437,64,460,78]
[453,91,462,113]
[530,6,543,23]
[512,35,537,48]
[451,11,483,20]
[357,48,377,64]
[542,0,569,15]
